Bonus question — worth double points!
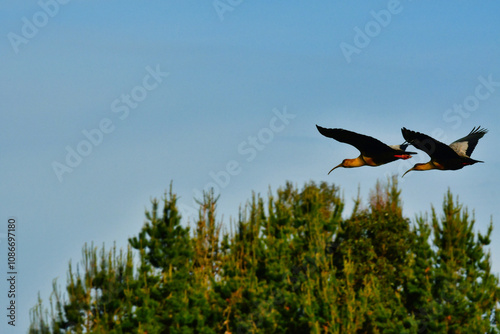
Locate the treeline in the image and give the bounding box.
[29,178,500,333]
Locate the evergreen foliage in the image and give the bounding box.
[29,178,500,333]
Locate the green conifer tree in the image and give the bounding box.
[430,191,499,333]
[28,180,500,334]
[128,187,199,333]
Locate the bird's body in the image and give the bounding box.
[316,125,417,174]
[401,126,487,176]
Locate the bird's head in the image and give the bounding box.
[402,162,435,177]
[328,160,346,174]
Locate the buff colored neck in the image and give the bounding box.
[328,156,367,174]
[342,156,367,168]
[413,161,442,171]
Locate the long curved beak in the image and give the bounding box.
[401,167,414,178]
[328,163,343,175]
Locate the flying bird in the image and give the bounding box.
[316,125,417,174]
[401,126,487,177]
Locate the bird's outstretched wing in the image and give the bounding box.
[401,127,457,159]
[316,125,391,154]
[449,126,487,157]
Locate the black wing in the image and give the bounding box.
[401,127,458,160]
[449,126,487,157]
[316,125,392,155]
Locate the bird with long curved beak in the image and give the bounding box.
[401,126,487,177]
[316,125,417,174]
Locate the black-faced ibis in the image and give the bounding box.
[316,125,417,174]
[401,126,487,177]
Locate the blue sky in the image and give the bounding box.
[1,1,500,331]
